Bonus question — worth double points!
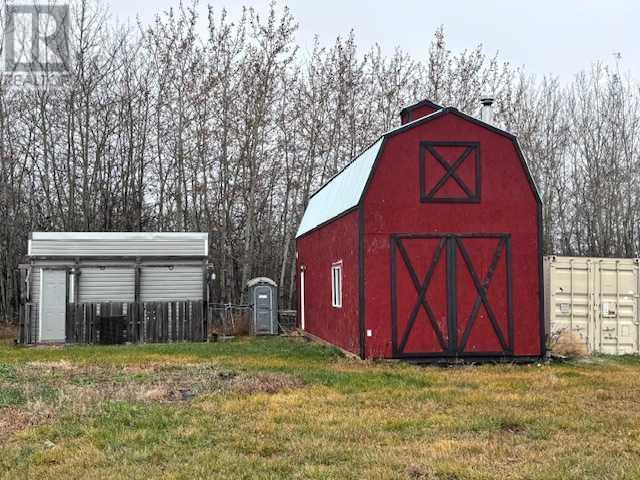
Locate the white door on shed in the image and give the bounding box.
[40,269,67,342]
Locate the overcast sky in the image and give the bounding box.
[108,0,638,82]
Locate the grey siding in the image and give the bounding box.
[140,265,203,301]
[30,267,40,304]
[78,268,135,303]
[28,267,44,342]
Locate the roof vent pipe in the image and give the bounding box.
[480,95,494,124]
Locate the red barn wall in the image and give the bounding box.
[296,209,360,355]
[362,113,541,358]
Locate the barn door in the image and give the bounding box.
[390,234,513,358]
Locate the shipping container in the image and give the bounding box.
[544,256,640,355]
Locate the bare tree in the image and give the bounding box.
[3,2,640,322]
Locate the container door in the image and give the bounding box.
[390,234,512,358]
[547,258,594,352]
[547,257,640,355]
[254,286,274,335]
[597,260,639,355]
[40,269,67,342]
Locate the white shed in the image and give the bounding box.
[19,232,209,344]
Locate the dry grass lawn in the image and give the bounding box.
[0,337,639,479]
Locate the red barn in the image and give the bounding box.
[296,99,544,361]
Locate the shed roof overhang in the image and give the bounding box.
[30,232,208,241]
[28,232,209,258]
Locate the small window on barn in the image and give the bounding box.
[331,262,342,308]
[419,141,480,203]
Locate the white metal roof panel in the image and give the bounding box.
[296,138,383,238]
[31,232,207,241]
[29,232,208,257]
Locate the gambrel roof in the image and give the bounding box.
[296,106,539,238]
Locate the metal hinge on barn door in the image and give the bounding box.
[390,233,513,358]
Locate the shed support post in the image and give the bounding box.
[26,262,33,303]
[69,257,80,304]
[18,266,27,304]
[134,258,141,303]
[135,258,141,343]
[202,259,209,341]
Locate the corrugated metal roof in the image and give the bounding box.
[296,138,383,238]
[31,232,207,241]
[29,232,208,257]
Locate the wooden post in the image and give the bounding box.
[171,302,176,342]
[134,258,141,343]
[146,303,152,343]
[160,303,166,342]
[91,304,98,344]
[154,303,159,343]
[72,258,80,304]
[202,261,209,341]
[28,304,33,344]
[177,302,181,342]
[129,302,135,343]
[140,302,145,343]
[66,305,71,343]
[18,304,24,344]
